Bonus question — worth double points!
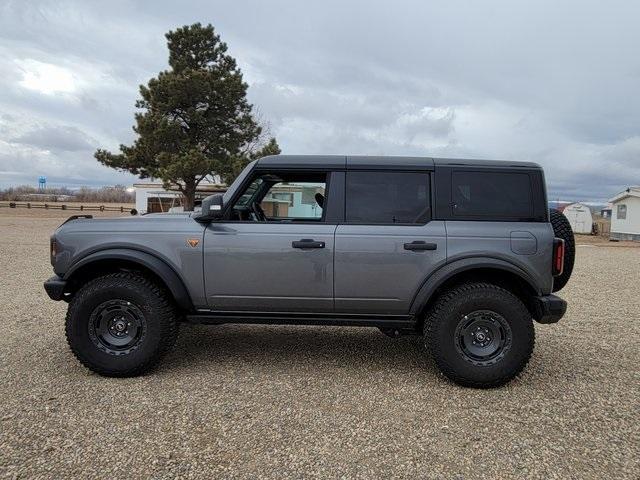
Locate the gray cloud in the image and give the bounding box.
[11,125,96,152]
[0,0,638,200]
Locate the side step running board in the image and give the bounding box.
[185,311,416,328]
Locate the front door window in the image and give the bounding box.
[229,172,327,222]
[261,181,325,220]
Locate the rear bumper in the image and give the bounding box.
[533,294,567,324]
[44,275,68,301]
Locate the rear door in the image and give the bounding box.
[334,170,447,314]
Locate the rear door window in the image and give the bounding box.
[452,171,533,218]
[346,171,430,224]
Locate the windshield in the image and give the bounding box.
[223,160,257,204]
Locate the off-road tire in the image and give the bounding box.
[549,208,575,292]
[65,272,178,377]
[424,282,534,388]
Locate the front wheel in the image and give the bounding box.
[65,272,179,377]
[424,283,534,388]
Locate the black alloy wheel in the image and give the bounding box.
[88,299,148,355]
[454,310,512,366]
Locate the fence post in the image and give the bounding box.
[9,202,15,208]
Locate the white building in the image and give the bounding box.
[609,186,640,241]
[562,202,593,234]
[134,180,324,217]
[133,182,226,214]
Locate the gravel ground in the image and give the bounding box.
[0,209,639,479]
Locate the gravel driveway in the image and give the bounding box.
[1,210,638,479]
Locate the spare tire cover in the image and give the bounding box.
[549,208,575,292]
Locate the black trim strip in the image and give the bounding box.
[186,311,416,328]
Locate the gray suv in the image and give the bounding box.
[44,156,573,388]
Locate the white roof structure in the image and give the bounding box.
[608,186,640,204]
[133,180,226,214]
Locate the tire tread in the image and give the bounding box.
[549,208,575,292]
[65,272,178,377]
[424,282,534,388]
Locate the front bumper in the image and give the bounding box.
[44,275,68,301]
[533,294,567,324]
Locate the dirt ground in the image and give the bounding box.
[574,233,640,248]
[0,209,638,479]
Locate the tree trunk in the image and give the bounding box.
[182,183,196,211]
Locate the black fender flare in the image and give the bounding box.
[409,257,541,316]
[64,248,193,310]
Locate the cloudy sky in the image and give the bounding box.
[1,0,639,201]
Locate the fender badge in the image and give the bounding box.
[187,238,200,248]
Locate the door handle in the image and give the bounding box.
[292,239,325,249]
[404,241,437,251]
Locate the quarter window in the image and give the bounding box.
[452,171,533,218]
[346,171,431,224]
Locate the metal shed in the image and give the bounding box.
[562,202,593,234]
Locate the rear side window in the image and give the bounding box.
[346,171,430,224]
[452,171,533,218]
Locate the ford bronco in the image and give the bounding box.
[44,156,574,388]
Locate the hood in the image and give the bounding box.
[50,212,205,277]
[55,212,197,235]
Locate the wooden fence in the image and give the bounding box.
[593,218,611,236]
[0,201,134,213]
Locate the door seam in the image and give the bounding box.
[332,224,339,311]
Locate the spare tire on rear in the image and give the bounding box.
[549,208,575,292]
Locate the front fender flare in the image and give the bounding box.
[64,248,193,310]
[409,257,541,316]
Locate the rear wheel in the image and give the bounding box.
[424,283,534,388]
[549,208,575,292]
[65,272,178,377]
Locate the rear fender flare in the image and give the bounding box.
[409,257,541,316]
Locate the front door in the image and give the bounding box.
[203,171,336,312]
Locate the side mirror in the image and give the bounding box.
[198,193,224,220]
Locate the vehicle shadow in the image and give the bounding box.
[163,323,434,376]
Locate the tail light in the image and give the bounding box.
[552,238,565,276]
[50,237,57,265]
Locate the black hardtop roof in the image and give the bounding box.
[256,155,541,170]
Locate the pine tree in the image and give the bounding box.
[95,23,278,210]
